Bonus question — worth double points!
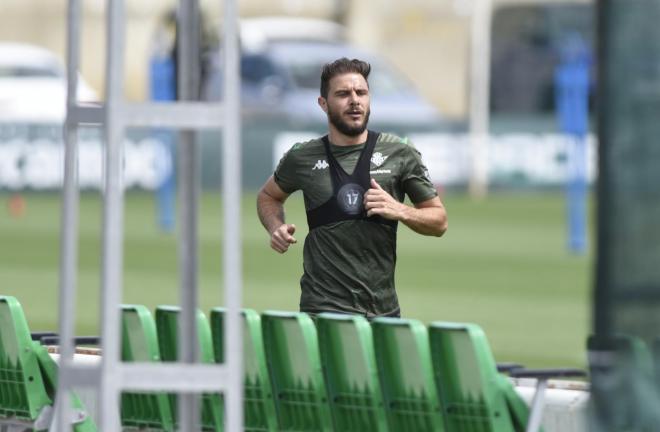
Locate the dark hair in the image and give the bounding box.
[320,58,371,98]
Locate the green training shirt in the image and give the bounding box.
[274,132,437,317]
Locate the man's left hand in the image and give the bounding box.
[363,178,407,221]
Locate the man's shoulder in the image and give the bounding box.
[284,138,325,163]
[376,132,412,147]
[290,137,324,152]
[375,132,416,156]
[284,138,325,161]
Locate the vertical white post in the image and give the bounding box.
[177,0,202,429]
[222,0,244,430]
[99,0,125,429]
[468,0,493,198]
[56,1,81,429]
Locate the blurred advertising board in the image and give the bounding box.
[0,123,172,191]
[0,121,595,192]
[272,131,597,189]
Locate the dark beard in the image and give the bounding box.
[327,106,370,137]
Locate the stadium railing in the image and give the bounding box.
[0,295,97,431]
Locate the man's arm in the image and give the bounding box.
[257,175,298,253]
[363,179,448,237]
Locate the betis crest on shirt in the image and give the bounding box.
[371,152,388,167]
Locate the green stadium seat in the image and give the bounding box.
[32,344,98,432]
[209,308,277,432]
[155,306,223,431]
[0,295,97,431]
[428,322,523,432]
[260,311,333,431]
[588,334,656,430]
[370,317,445,432]
[120,304,174,431]
[652,337,660,389]
[315,313,388,432]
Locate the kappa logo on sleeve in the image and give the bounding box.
[312,160,329,170]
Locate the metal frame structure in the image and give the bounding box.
[56,0,243,430]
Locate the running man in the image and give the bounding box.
[257,57,447,318]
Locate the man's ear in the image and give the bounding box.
[318,96,328,114]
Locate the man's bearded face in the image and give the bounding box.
[323,73,371,137]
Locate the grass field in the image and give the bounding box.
[0,190,592,368]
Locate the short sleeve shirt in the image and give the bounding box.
[274,132,437,317]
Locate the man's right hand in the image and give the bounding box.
[270,223,297,253]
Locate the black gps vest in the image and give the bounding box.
[306,131,398,231]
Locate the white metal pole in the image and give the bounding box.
[526,379,548,432]
[222,0,244,430]
[177,0,202,429]
[468,0,493,198]
[99,0,126,429]
[56,1,81,429]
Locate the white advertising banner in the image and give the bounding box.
[274,132,598,187]
[0,132,172,191]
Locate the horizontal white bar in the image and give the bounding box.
[59,364,100,387]
[122,102,224,129]
[120,363,228,392]
[66,103,106,125]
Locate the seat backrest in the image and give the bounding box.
[33,342,98,432]
[121,304,174,431]
[652,337,660,389]
[315,313,388,432]
[0,295,52,422]
[210,307,277,432]
[371,317,445,432]
[260,311,333,432]
[0,295,97,431]
[588,333,657,430]
[429,322,517,432]
[155,306,223,431]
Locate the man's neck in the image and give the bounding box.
[327,127,368,146]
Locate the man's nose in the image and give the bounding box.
[349,90,359,104]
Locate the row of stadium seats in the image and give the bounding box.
[121,305,537,432]
[0,294,584,431]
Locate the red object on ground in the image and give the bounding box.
[8,194,26,218]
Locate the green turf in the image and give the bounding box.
[0,190,592,368]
